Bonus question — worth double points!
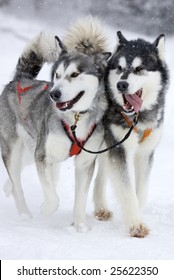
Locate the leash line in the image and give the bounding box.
[70,113,139,154]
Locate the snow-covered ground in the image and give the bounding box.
[0,12,174,260]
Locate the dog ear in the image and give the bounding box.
[117,31,128,45]
[153,34,165,61]
[99,52,112,61]
[93,52,111,74]
[94,52,111,68]
[114,31,128,53]
[55,36,67,54]
[94,52,111,63]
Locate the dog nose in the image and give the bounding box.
[50,90,61,101]
[117,81,129,92]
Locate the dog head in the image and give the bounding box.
[50,36,111,113]
[107,31,167,115]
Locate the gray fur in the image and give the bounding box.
[0,17,110,230]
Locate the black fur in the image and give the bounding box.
[104,35,169,135]
[14,51,43,81]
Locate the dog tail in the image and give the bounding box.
[13,32,58,80]
[63,16,108,54]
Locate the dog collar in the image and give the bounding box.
[61,120,97,156]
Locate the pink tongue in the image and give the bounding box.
[125,93,143,113]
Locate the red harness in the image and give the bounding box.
[17,82,49,104]
[61,120,96,157]
[17,82,33,104]
[16,82,96,156]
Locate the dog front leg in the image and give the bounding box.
[2,137,31,217]
[35,148,59,216]
[109,148,149,237]
[73,157,95,232]
[93,152,112,221]
[135,150,154,208]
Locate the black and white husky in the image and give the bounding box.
[94,32,169,237]
[0,17,111,231]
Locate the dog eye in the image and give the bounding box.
[55,73,60,79]
[117,65,122,72]
[71,72,79,78]
[135,66,144,73]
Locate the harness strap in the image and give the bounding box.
[61,120,97,157]
[139,128,152,143]
[17,82,32,104]
[120,112,138,133]
[120,111,152,142]
[17,82,49,105]
[70,113,139,154]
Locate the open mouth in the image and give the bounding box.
[122,89,143,115]
[56,91,85,111]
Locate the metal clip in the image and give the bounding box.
[74,113,80,126]
[71,113,80,132]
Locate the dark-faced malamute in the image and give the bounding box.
[94,32,169,237]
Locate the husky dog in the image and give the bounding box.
[0,17,111,230]
[94,32,169,237]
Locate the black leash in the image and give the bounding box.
[70,113,139,154]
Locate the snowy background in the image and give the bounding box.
[0,1,174,260]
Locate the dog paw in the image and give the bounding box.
[15,200,32,218]
[41,199,59,216]
[74,223,90,233]
[19,209,33,219]
[130,224,150,238]
[95,209,112,221]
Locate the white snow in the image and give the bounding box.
[0,12,174,260]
